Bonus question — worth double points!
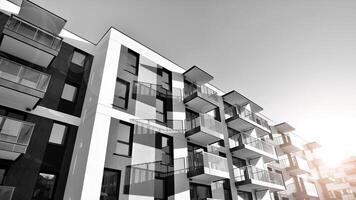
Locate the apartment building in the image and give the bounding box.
[268,123,320,200]
[0,1,293,200]
[311,156,356,200]
[0,1,93,200]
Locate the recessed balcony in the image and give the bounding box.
[225,105,270,135]
[0,115,35,160]
[185,113,224,145]
[187,151,229,184]
[229,133,277,162]
[183,83,220,113]
[0,56,51,110]
[0,186,15,200]
[0,15,63,68]
[279,134,304,153]
[279,156,310,175]
[234,165,285,191]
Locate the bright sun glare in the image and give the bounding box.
[318,148,346,168]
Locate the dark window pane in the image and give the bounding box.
[126,49,139,75]
[114,79,129,109]
[100,170,120,200]
[117,123,131,143]
[32,173,56,200]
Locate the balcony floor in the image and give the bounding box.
[231,145,277,163]
[226,115,270,136]
[184,92,218,113]
[236,179,285,192]
[185,127,223,145]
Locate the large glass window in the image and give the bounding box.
[161,69,171,91]
[114,79,129,109]
[32,173,56,200]
[156,98,166,123]
[161,135,173,165]
[61,83,78,102]
[113,121,134,157]
[100,169,121,200]
[190,183,212,200]
[49,123,67,145]
[126,49,139,75]
[71,50,86,67]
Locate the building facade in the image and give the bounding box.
[0,1,329,200]
[268,123,321,200]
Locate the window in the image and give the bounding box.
[126,49,139,75]
[113,79,129,109]
[161,69,171,91]
[49,123,67,145]
[32,173,56,200]
[71,50,86,67]
[190,183,212,200]
[156,98,166,123]
[0,168,6,184]
[100,169,121,200]
[113,121,134,157]
[61,83,78,102]
[160,135,173,165]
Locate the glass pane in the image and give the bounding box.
[17,123,33,145]
[35,31,53,47]
[1,118,22,140]
[127,51,138,67]
[115,143,129,156]
[162,72,169,82]
[115,81,127,98]
[156,99,164,113]
[0,169,5,184]
[61,84,78,102]
[49,123,67,145]
[18,22,36,39]
[0,59,21,82]
[32,173,56,199]
[113,97,126,109]
[117,123,131,143]
[100,170,120,200]
[71,51,86,67]
[20,68,40,89]
[156,113,164,123]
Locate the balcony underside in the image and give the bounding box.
[226,116,270,136]
[185,127,223,145]
[0,79,45,111]
[184,92,218,113]
[235,179,285,192]
[0,31,57,68]
[231,145,277,163]
[286,166,310,176]
[279,143,302,153]
[188,167,230,185]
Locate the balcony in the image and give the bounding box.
[187,151,229,184]
[184,83,220,113]
[234,165,285,191]
[229,133,277,162]
[0,15,63,68]
[0,56,50,110]
[0,115,35,160]
[225,105,270,135]
[0,186,15,200]
[185,113,224,145]
[279,134,304,153]
[279,156,310,175]
[281,182,319,199]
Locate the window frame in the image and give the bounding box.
[100,168,121,200]
[113,120,134,157]
[61,82,79,103]
[113,78,130,110]
[71,50,87,67]
[48,122,68,145]
[125,49,139,75]
[156,97,167,123]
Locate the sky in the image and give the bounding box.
[8,0,356,164]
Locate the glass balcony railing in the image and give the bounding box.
[188,151,229,176]
[230,133,276,155]
[0,56,51,92]
[0,186,15,200]
[225,105,270,130]
[234,165,284,186]
[0,115,35,154]
[277,156,309,172]
[5,15,63,51]
[186,113,223,134]
[132,81,183,100]
[184,83,219,103]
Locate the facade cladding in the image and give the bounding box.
[0,1,324,200]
